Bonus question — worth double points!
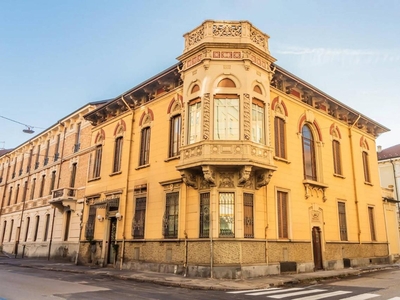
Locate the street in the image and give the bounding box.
[1,264,400,299]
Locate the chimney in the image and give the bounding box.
[377,145,382,153]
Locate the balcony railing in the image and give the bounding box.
[50,187,77,211]
[52,188,76,199]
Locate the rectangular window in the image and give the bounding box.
[113,137,123,173]
[1,221,6,243]
[132,197,146,239]
[243,193,254,238]
[333,140,342,175]
[14,184,20,204]
[35,145,41,169]
[277,191,288,239]
[85,205,96,240]
[9,219,14,242]
[368,206,376,241]
[74,123,81,153]
[188,100,201,144]
[199,193,210,238]
[44,140,50,166]
[33,216,40,241]
[22,181,28,202]
[30,178,36,200]
[139,127,151,166]
[92,145,102,178]
[64,211,71,241]
[49,171,56,195]
[27,148,33,173]
[24,217,30,242]
[43,214,50,241]
[7,187,12,206]
[12,157,17,179]
[70,163,77,188]
[39,175,46,198]
[169,114,181,157]
[54,134,60,161]
[219,192,235,237]
[19,154,24,176]
[362,151,371,183]
[251,101,265,144]
[274,117,286,159]
[163,192,179,238]
[338,202,348,241]
[214,97,239,140]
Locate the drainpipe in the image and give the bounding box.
[119,96,134,270]
[47,126,67,260]
[183,230,188,277]
[210,210,213,279]
[389,160,400,220]
[265,180,269,265]
[348,115,362,243]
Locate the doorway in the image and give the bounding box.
[107,217,117,265]
[312,226,323,270]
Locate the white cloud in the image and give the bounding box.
[276,46,400,65]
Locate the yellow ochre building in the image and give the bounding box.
[1,20,398,279]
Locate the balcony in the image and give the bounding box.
[49,187,77,211]
[176,140,276,189]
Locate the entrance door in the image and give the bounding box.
[312,226,323,270]
[107,217,117,265]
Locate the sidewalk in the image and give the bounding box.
[0,252,398,291]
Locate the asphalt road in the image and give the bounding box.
[1,264,400,299]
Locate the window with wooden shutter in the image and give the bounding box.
[363,151,371,183]
[302,125,317,181]
[274,117,286,158]
[368,207,376,241]
[338,202,348,241]
[133,193,146,239]
[277,191,288,239]
[113,136,123,173]
[139,127,151,166]
[333,140,342,175]
[169,114,181,157]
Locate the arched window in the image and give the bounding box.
[302,125,317,181]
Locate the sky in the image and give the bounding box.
[1,0,400,150]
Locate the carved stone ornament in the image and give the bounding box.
[187,26,204,47]
[180,170,198,189]
[213,24,242,37]
[202,165,216,186]
[203,93,210,139]
[304,183,327,202]
[219,172,234,188]
[238,165,252,187]
[243,93,251,140]
[256,170,273,189]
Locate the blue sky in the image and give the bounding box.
[1,0,399,150]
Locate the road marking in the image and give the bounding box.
[246,288,303,296]
[268,289,325,298]
[341,294,380,300]
[388,298,400,300]
[294,290,352,300]
[227,288,281,294]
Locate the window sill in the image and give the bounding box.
[109,171,122,177]
[88,177,101,182]
[164,155,180,162]
[135,164,150,170]
[333,173,345,179]
[273,156,291,164]
[364,181,373,186]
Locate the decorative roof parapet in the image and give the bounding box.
[183,20,271,55]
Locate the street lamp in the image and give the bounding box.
[0,115,36,134]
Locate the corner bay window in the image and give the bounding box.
[214,96,239,140]
[252,100,265,144]
[188,99,201,144]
